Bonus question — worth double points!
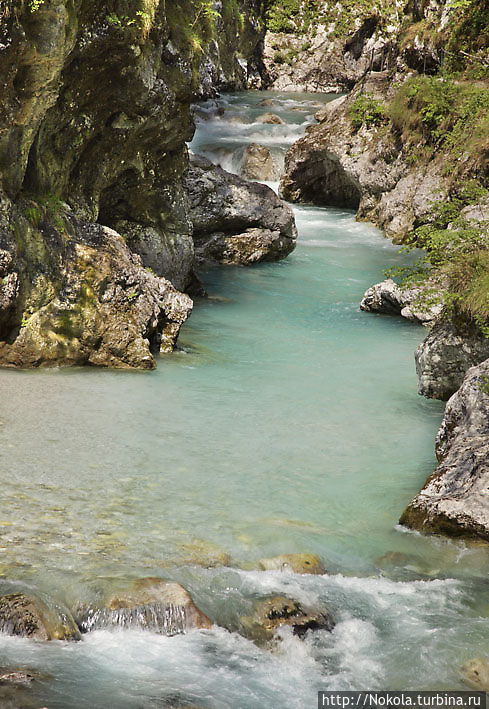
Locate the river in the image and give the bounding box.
[0,90,488,708]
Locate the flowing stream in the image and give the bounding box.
[1,91,489,708]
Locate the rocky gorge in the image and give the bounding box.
[1,0,489,703]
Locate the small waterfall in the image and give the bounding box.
[78,602,189,635]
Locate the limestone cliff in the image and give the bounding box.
[261,0,459,93]
[0,0,271,369]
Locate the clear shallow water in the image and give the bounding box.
[0,91,488,707]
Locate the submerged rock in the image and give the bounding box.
[258,553,326,575]
[240,596,334,645]
[461,658,489,692]
[0,592,80,641]
[360,279,442,325]
[400,359,489,540]
[240,143,275,181]
[256,113,283,125]
[415,322,489,400]
[77,577,212,635]
[185,154,297,266]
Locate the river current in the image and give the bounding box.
[0,91,488,708]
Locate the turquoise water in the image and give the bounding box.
[0,91,488,708]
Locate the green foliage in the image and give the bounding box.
[264,0,401,38]
[389,76,489,172]
[386,181,489,329]
[27,0,44,11]
[349,93,387,130]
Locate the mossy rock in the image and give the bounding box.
[258,553,326,575]
[240,596,334,645]
[0,592,80,641]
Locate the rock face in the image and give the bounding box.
[0,217,192,369]
[195,1,267,97]
[360,279,442,325]
[415,322,489,401]
[279,75,446,242]
[0,1,271,369]
[0,592,80,641]
[263,2,446,93]
[241,143,275,181]
[186,154,297,265]
[77,577,212,635]
[400,359,489,540]
[240,596,334,645]
[258,553,326,575]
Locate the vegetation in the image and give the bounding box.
[264,0,400,38]
[349,93,387,129]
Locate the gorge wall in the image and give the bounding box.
[0,0,271,368]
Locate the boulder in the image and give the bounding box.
[0,592,80,641]
[256,99,276,107]
[240,596,334,645]
[461,658,489,692]
[415,322,489,400]
[400,359,489,540]
[256,113,284,125]
[360,279,442,325]
[258,553,326,575]
[77,577,212,635]
[185,154,297,266]
[240,143,275,181]
[0,219,193,369]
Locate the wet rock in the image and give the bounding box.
[0,593,80,641]
[461,658,489,691]
[240,596,334,645]
[185,154,297,266]
[360,279,442,325]
[258,553,326,575]
[256,99,275,107]
[257,113,283,125]
[400,359,489,540]
[77,577,212,635]
[415,322,489,400]
[0,671,34,686]
[240,143,275,181]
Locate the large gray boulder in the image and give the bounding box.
[400,359,489,540]
[415,322,489,400]
[185,154,297,265]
